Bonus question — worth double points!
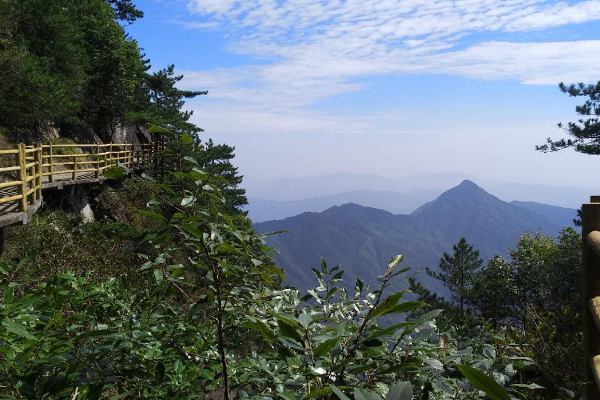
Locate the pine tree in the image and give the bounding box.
[537,81,600,154]
[427,237,483,313]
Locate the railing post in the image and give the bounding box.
[583,196,600,400]
[72,154,77,180]
[29,152,36,204]
[49,143,54,183]
[16,144,27,212]
[95,144,100,179]
[35,144,42,201]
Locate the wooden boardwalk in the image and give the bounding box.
[0,142,158,228]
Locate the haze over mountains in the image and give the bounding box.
[245,172,590,222]
[254,180,577,297]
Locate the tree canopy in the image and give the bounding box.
[537,81,600,154]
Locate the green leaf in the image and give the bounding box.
[4,286,13,304]
[314,338,339,357]
[410,309,443,327]
[183,156,199,166]
[104,167,126,180]
[332,386,352,400]
[181,223,203,240]
[254,320,275,343]
[277,319,304,344]
[147,124,172,134]
[379,301,426,317]
[388,255,404,269]
[153,269,164,284]
[2,320,37,341]
[387,382,412,400]
[264,264,286,281]
[456,364,511,400]
[354,388,384,400]
[182,133,194,145]
[369,290,410,319]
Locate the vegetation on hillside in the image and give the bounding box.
[0,0,591,398]
[416,232,582,396]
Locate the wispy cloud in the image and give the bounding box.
[180,0,600,108]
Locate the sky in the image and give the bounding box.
[127,0,600,189]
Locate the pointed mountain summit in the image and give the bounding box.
[254,181,565,294]
[411,180,562,259]
[412,180,492,216]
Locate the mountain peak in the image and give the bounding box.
[455,179,481,190]
[410,180,493,217]
[438,180,488,200]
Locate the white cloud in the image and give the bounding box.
[179,0,600,107]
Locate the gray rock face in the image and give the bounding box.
[70,185,95,223]
[109,125,152,145]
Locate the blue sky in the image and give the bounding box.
[127,0,600,189]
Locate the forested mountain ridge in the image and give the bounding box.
[247,188,441,222]
[255,180,564,295]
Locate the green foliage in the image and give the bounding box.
[0,138,542,399]
[0,0,185,141]
[427,237,483,314]
[126,64,208,134]
[414,229,583,396]
[471,256,515,328]
[1,211,146,280]
[50,138,82,155]
[537,81,600,154]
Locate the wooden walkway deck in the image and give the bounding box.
[0,142,158,228]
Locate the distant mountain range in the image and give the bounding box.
[254,180,573,297]
[245,172,593,222]
[247,189,442,222]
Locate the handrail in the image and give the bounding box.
[582,199,600,400]
[0,140,162,226]
[589,231,600,258]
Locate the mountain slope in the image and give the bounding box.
[410,180,563,257]
[254,181,564,297]
[510,201,577,229]
[247,189,441,222]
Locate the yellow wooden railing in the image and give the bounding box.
[0,142,158,218]
[582,196,600,400]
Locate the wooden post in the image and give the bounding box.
[72,155,77,180]
[109,143,113,166]
[49,143,54,183]
[95,144,100,178]
[36,144,42,201]
[17,144,27,212]
[583,196,600,400]
[30,154,36,203]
